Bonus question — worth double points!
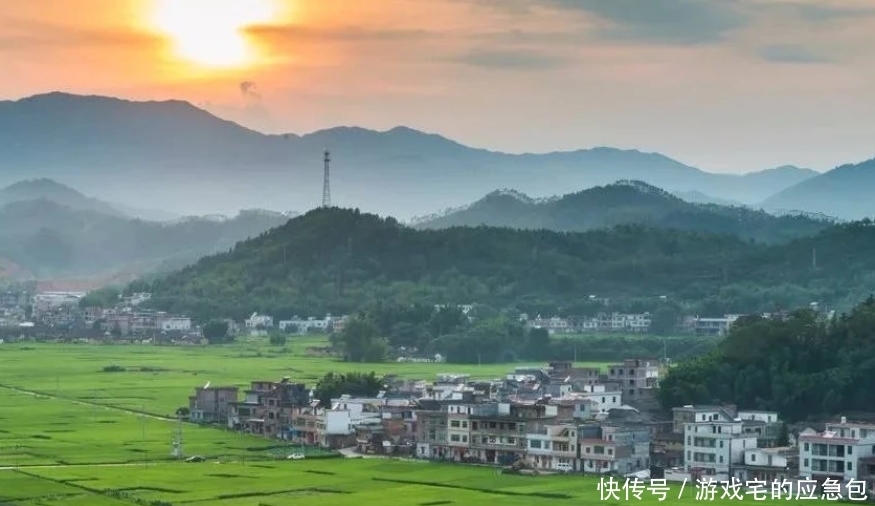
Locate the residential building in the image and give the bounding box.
[737,410,783,448]
[446,403,472,460]
[278,315,334,334]
[468,401,557,465]
[685,315,741,336]
[607,358,660,399]
[734,447,799,483]
[578,423,651,475]
[799,417,875,486]
[188,386,239,424]
[526,424,578,471]
[682,411,757,480]
[159,316,192,332]
[245,313,274,329]
[578,384,622,414]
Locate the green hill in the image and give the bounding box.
[144,208,875,322]
[413,181,833,244]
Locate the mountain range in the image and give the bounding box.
[1,92,851,220]
[0,179,294,280]
[412,181,834,244]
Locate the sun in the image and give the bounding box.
[150,0,278,69]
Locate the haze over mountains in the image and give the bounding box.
[0,179,293,280]
[413,181,834,244]
[2,92,855,220]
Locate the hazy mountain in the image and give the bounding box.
[413,181,833,244]
[0,92,818,219]
[762,158,875,220]
[673,190,743,207]
[0,199,293,279]
[0,178,179,221]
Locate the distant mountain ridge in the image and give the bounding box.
[0,179,295,279]
[0,92,820,219]
[413,180,834,244]
[762,157,875,220]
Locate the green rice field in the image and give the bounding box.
[0,337,806,505]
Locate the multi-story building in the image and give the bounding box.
[443,403,472,460]
[416,404,450,460]
[578,423,651,475]
[682,412,757,480]
[188,386,239,424]
[469,401,557,465]
[734,447,799,483]
[526,424,578,471]
[737,410,783,448]
[799,417,875,486]
[607,359,660,399]
[578,384,622,414]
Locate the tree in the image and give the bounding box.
[269,333,287,346]
[650,307,679,336]
[203,320,231,344]
[339,315,388,362]
[776,422,789,447]
[525,327,551,361]
[313,372,383,406]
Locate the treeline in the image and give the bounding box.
[141,208,875,323]
[658,296,875,422]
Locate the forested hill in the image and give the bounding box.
[413,181,833,244]
[144,208,875,322]
[658,297,875,421]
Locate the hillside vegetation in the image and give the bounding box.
[144,208,875,322]
[414,181,833,244]
[659,297,875,422]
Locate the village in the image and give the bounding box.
[184,358,875,496]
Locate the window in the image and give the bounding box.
[849,463,853,471]
[751,454,756,462]
[687,436,691,445]
[450,434,460,442]
[531,440,542,449]
[472,422,478,430]
[450,420,460,428]
[719,455,723,463]
[719,441,724,448]
[848,446,853,455]
[804,443,809,451]
[612,396,617,403]
[462,421,468,428]
[804,458,809,467]
[462,435,468,443]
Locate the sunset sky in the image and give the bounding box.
[1,0,874,172]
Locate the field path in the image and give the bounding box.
[0,383,176,422]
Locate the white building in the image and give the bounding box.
[279,316,332,334]
[799,417,875,483]
[245,313,274,329]
[159,316,191,332]
[578,385,622,414]
[683,411,757,479]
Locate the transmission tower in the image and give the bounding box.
[171,415,183,459]
[322,149,331,208]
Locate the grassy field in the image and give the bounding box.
[0,335,608,416]
[0,336,749,506]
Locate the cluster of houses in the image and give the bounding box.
[186,359,875,495]
[243,313,347,336]
[524,313,748,336]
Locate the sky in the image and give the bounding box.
[1,0,874,173]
